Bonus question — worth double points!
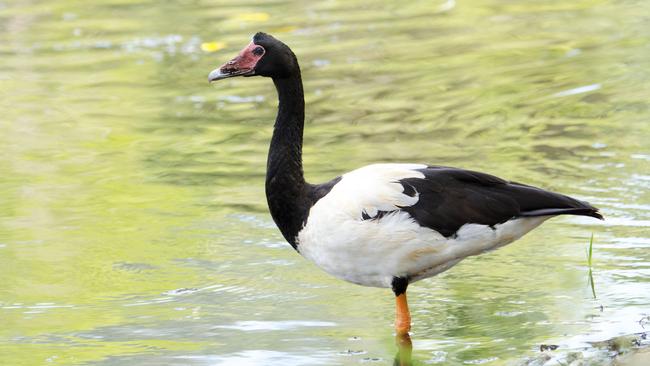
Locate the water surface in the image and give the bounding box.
[1,0,649,365]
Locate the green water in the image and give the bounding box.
[1,0,649,365]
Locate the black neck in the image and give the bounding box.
[265,72,308,248]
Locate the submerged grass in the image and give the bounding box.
[588,232,594,267]
[587,233,596,299]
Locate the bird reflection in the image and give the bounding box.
[393,332,413,366]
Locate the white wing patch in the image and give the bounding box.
[324,163,426,219]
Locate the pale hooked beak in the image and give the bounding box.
[208,41,262,82]
[208,67,254,82]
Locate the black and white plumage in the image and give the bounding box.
[209,32,602,332]
[298,163,601,288]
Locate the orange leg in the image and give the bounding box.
[395,292,412,335]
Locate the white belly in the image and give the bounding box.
[297,209,547,288]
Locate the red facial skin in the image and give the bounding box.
[219,42,265,74]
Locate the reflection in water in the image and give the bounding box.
[394,333,413,366]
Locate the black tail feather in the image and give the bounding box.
[519,207,604,220]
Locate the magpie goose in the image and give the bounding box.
[208,33,603,335]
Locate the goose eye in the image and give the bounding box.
[252,46,264,56]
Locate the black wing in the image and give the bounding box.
[398,166,602,237]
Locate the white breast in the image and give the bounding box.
[296,163,549,288]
